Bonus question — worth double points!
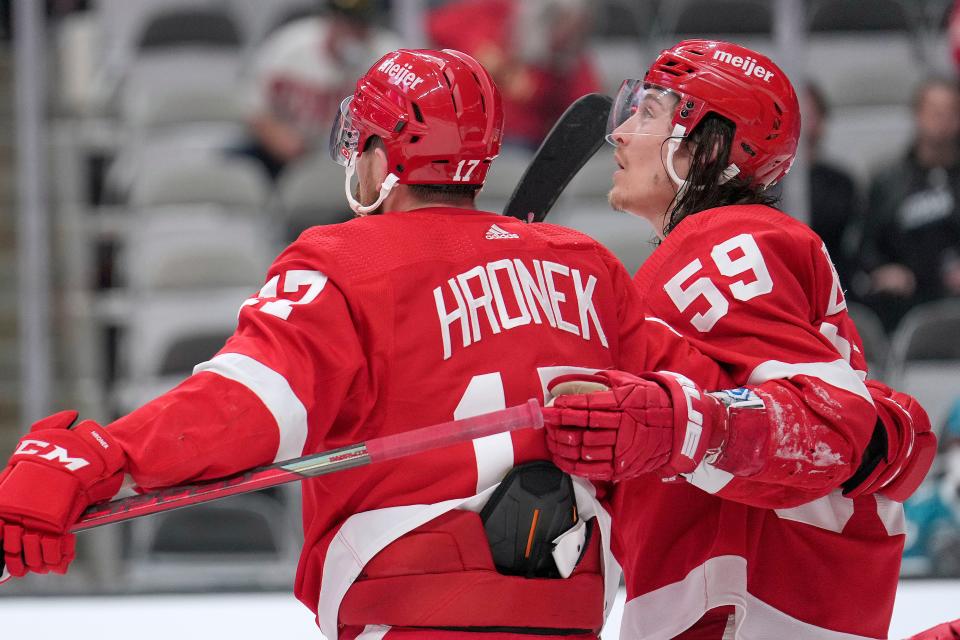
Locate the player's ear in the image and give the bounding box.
[371,144,390,188]
[358,138,390,190]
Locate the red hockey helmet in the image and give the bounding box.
[609,39,800,188]
[330,48,503,187]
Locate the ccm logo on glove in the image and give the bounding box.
[12,440,90,471]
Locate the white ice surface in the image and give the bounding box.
[0,581,956,639]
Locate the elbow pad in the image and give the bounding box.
[842,381,937,502]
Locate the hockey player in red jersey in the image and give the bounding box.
[0,48,744,639]
[543,40,937,639]
[908,619,960,640]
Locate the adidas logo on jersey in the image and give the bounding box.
[712,50,774,82]
[485,224,520,240]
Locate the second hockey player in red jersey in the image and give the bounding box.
[544,40,937,639]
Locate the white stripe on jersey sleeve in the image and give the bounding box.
[747,359,873,404]
[620,555,878,639]
[644,315,683,337]
[194,353,308,462]
[684,456,735,494]
[873,494,907,536]
[355,625,391,639]
[774,491,855,533]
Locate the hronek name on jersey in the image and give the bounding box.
[434,258,608,360]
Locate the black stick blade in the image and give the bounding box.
[503,93,613,223]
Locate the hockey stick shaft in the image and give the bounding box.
[71,399,543,532]
[503,93,612,222]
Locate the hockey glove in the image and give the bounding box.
[842,381,936,502]
[542,370,728,482]
[0,411,126,581]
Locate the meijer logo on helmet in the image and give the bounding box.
[377,59,425,91]
[712,50,774,82]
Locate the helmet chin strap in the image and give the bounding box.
[344,152,400,215]
[665,125,689,198]
[664,123,741,195]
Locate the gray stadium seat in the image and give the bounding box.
[105,130,249,204]
[129,156,271,211]
[275,153,356,238]
[93,0,233,105]
[566,153,617,200]
[808,0,915,32]
[591,39,646,95]
[121,82,246,131]
[549,202,658,275]
[228,0,310,45]
[126,491,300,590]
[94,0,223,58]
[54,12,100,115]
[475,148,533,215]
[806,35,923,108]
[230,0,367,44]
[924,33,956,78]
[120,51,244,118]
[846,301,891,378]
[111,287,254,414]
[886,300,960,430]
[109,51,247,200]
[480,148,534,199]
[118,209,275,292]
[820,104,913,186]
[668,0,773,35]
[135,6,243,51]
[594,0,653,38]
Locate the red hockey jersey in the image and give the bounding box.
[615,206,903,639]
[105,208,728,638]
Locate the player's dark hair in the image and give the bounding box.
[663,113,779,236]
[408,183,482,201]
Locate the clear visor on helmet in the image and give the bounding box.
[329,96,360,166]
[606,80,683,145]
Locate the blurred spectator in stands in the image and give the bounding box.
[855,79,960,332]
[237,0,397,179]
[903,399,960,577]
[426,0,600,149]
[803,82,860,289]
[949,0,960,74]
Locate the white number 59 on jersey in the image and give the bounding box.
[663,233,773,332]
